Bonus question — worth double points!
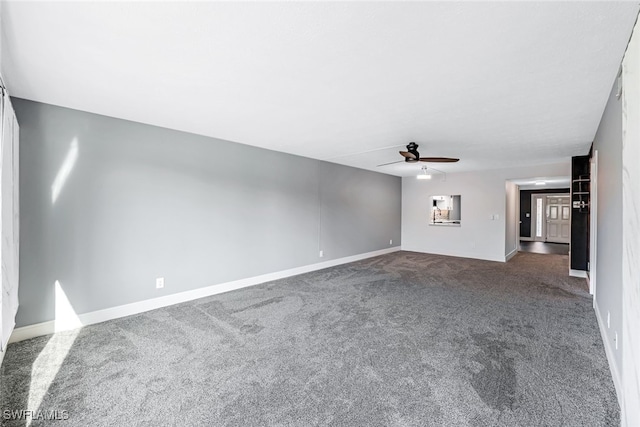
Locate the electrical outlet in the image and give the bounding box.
[607,311,610,328]
[156,277,165,289]
[494,214,500,220]
[390,239,393,245]
[319,250,324,258]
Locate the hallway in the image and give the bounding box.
[519,241,570,256]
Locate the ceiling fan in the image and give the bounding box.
[378,142,459,167]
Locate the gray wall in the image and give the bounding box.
[14,98,401,327]
[593,81,623,375]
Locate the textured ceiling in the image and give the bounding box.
[2,1,638,176]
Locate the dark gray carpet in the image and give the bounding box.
[1,251,618,426]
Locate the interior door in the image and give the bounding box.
[546,196,571,243]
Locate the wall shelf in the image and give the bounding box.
[572,174,590,213]
[570,155,591,272]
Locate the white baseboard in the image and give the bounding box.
[400,246,505,263]
[0,348,5,368]
[569,269,588,278]
[505,248,518,262]
[594,300,623,409]
[9,246,401,344]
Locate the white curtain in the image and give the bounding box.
[0,87,20,352]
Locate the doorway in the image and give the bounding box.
[530,194,570,243]
[546,195,571,243]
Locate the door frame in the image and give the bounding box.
[530,193,571,243]
[589,150,598,298]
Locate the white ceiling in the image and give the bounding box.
[2,1,638,176]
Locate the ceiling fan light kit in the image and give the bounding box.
[417,165,447,182]
[417,166,432,180]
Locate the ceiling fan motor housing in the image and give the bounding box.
[406,142,420,162]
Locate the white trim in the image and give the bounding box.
[505,248,518,262]
[594,300,622,407]
[589,150,598,297]
[505,181,520,262]
[569,269,588,278]
[9,247,401,344]
[0,348,5,368]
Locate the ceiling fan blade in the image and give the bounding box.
[376,160,404,167]
[419,157,460,163]
[399,151,417,160]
